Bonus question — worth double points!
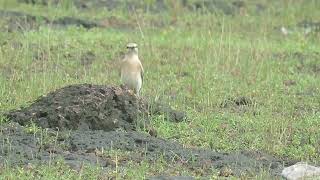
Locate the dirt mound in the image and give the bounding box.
[0,84,286,177]
[0,122,284,177]
[1,84,285,177]
[5,84,186,131]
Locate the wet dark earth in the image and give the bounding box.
[1,84,288,178]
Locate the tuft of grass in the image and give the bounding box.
[0,159,102,180]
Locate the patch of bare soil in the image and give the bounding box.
[272,52,318,62]
[17,0,265,15]
[0,9,135,32]
[297,20,320,33]
[272,51,320,75]
[0,10,44,32]
[0,122,284,178]
[0,10,103,32]
[2,1,268,33]
[1,84,284,178]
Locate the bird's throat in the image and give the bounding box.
[126,51,139,59]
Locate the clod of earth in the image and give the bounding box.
[5,84,186,131]
[147,176,195,180]
[220,96,254,108]
[283,80,296,87]
[218,96,257,115]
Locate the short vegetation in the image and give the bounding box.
[0,0,319,179]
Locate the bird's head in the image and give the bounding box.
[126,42,138,55]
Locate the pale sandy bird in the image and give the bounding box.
[120,43,144,96]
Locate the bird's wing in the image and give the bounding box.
[139,61,144,83]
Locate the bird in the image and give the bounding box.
[120,43,144,96]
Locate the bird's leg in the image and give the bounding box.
[134,89,139,97]
[120,84,125,89]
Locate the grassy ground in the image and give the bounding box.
[0,0,319,179]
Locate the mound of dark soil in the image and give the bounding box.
[5,84,186,131]
[0,122,284,177]
[1,84,285,178]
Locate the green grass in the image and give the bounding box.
[0,0,319,179]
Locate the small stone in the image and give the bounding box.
[281,162,320,180]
